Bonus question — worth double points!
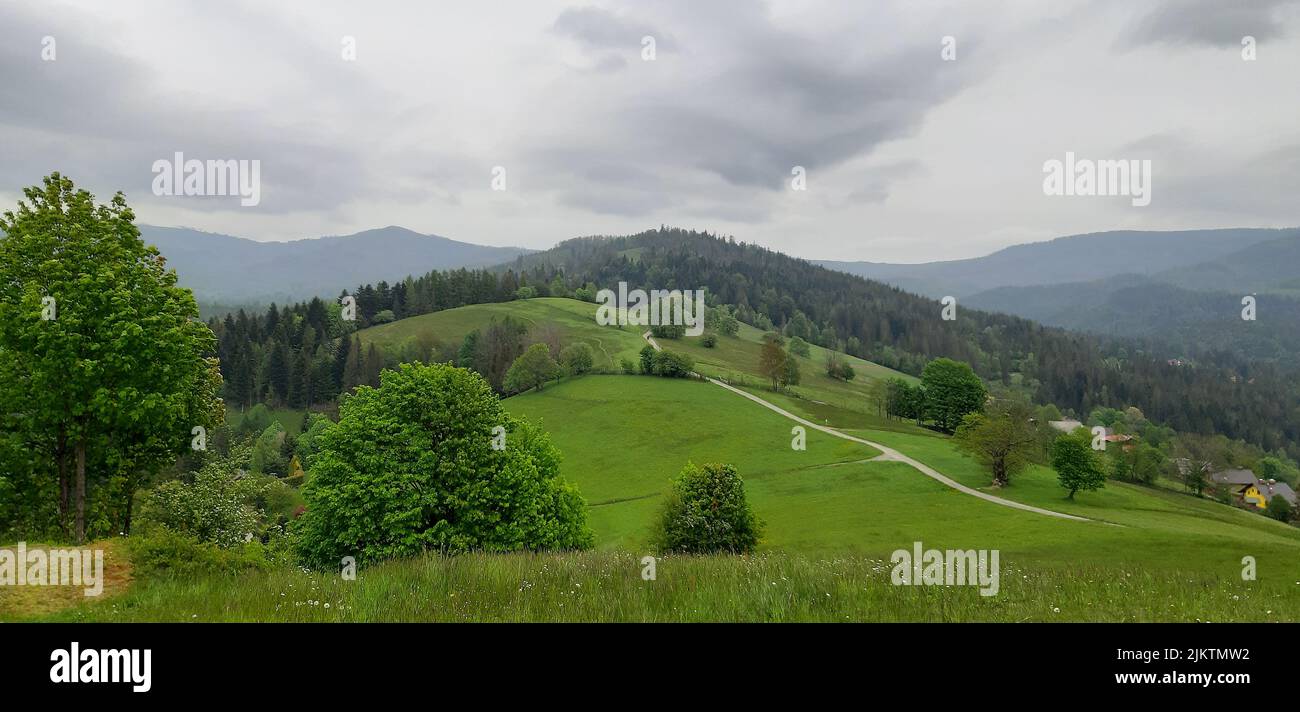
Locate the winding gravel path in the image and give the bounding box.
[642,331,1092,523]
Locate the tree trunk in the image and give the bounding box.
[57,426,69,536]
[74,437,86,544]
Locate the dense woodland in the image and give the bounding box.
[211,227,1300,462]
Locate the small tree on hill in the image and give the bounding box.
[759,334,788,391]
[1052,431,1106,499]
[788,336,811,357]
[560,342,594,375]
[503,343,559,393]
[953,399,1037,487]
[655,462,761,554]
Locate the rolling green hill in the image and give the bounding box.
[358,297,1300,580]
[506,376,1300,578]
[357,296,916,420]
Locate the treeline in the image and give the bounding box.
[209,266,583,409]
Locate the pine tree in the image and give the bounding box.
[342,336,365,392]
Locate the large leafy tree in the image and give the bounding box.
[295,362,591,566]
[920,358,987,432]
[0,173,223,542]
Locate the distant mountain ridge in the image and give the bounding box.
[817,227,1300,298]
[141,225,534,305]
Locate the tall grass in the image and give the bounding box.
[32,550,1300,623]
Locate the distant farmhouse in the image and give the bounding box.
[1209,468,1297,510]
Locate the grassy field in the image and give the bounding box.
[26,550,1300,622]
[505,376,1300,585]
[359,297,649,371]
[11,297,1300,622]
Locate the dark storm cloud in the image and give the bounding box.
[1127,0,1298,47]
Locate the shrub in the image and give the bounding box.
[560,342,595,376]
[620,357,637,374]
[701,334,717,348]
[638,344,656,374]
[128,528,294,579]
[137,463,263,548]
[295,363,592,567]
[652,350,694,378]
[370,309,396,325]
[788,336,810,357]
[655,463,761,554]
[1267,494,1291,522]
[825,353,855,381]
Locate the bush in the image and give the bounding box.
[295,363,592,567]
[652,350,694,378]
[788,336,810,357]
[128,528,291,579]
[638,344,656,374]
[651,323,685,339]
[137,464,263,548]
[655,463,761,554]
[825,353,855,381]
[1267,494,1291,522]
[370,309,396,325]
[701,334,717,348]
[560,342,595,376]
[620,357,636,374]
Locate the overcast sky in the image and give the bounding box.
[2,0,1298,262]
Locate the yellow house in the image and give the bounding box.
[1211,469,1298,510]
[1242,483,1267,508]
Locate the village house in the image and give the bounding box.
[1209,468,1298,510]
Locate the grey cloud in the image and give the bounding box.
[523,1,983,219]
[0,1,382,215]
[552,6,673,50]
[1127,0,1298,47]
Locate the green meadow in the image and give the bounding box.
[14,297,1300,622]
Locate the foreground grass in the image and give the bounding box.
[26,550,1300,623]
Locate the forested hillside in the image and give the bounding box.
[210,227,1300,460]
